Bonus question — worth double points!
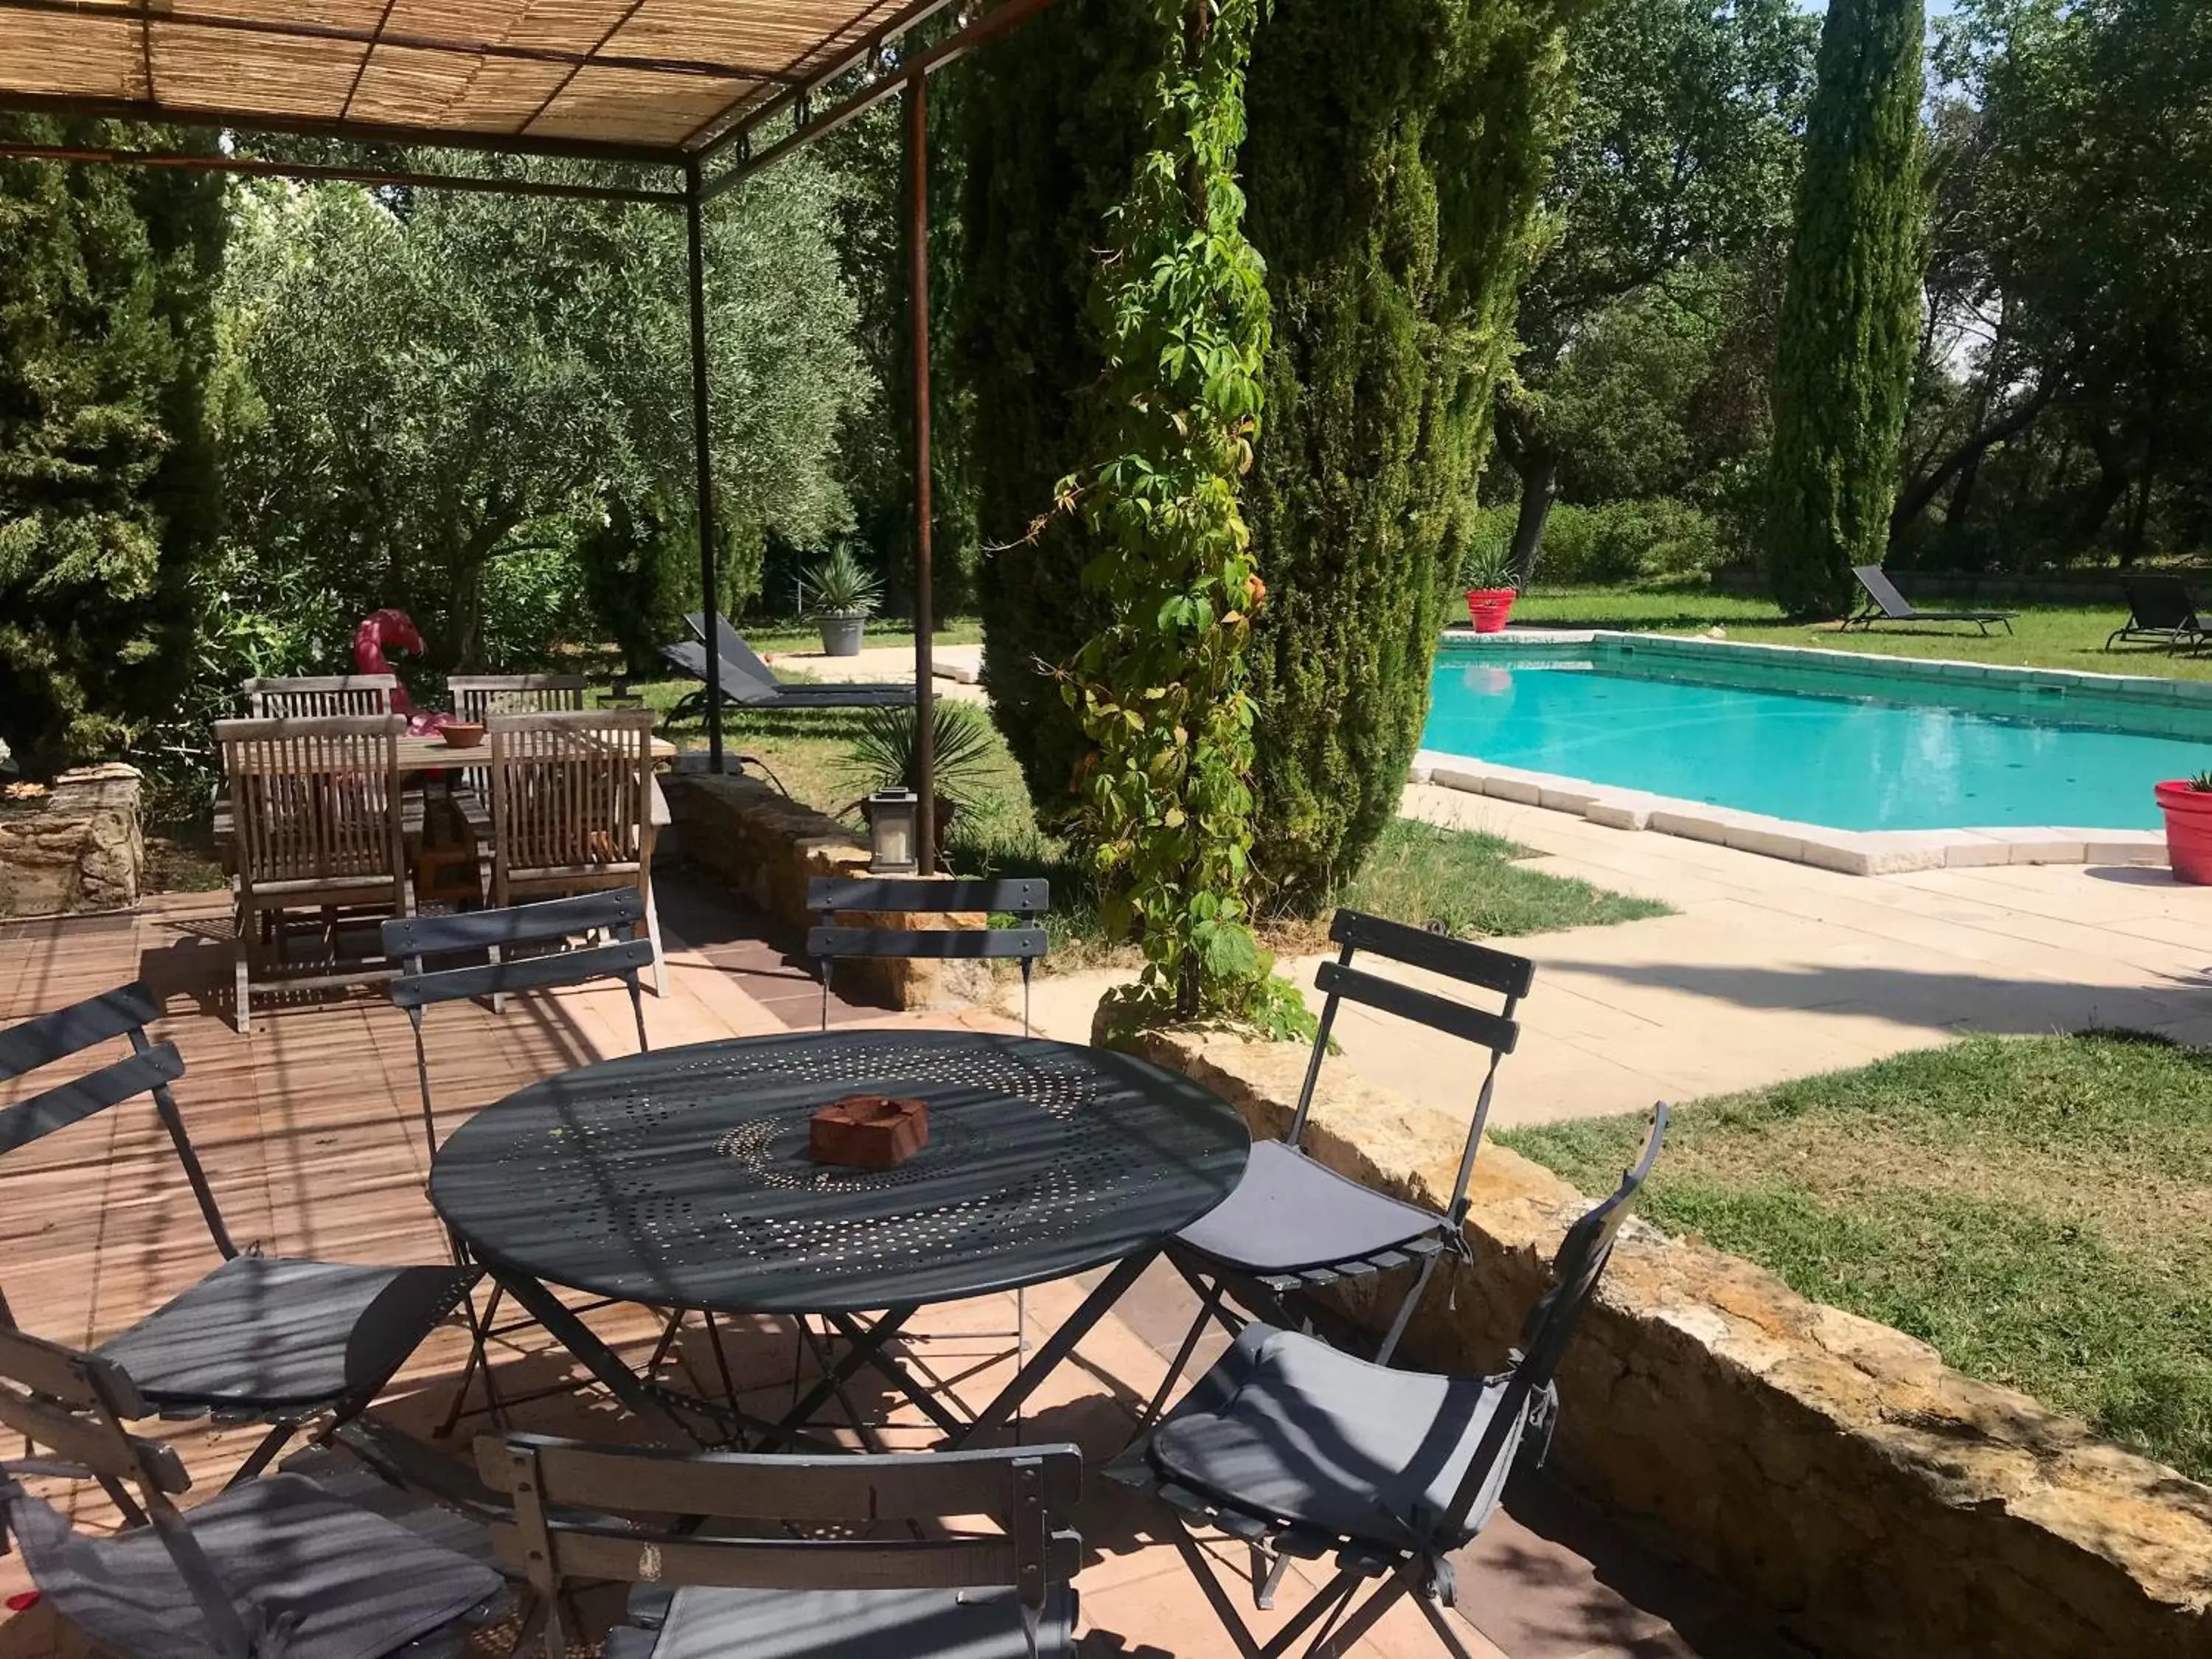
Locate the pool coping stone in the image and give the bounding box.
[1416,625,2176,875]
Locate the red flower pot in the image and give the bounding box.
[2154,780,2212,883]
[1464,588,1517,633]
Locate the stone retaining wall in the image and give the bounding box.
[660,768,989,1011]
[0,764,146,917]
[1126,1027,2212,1659]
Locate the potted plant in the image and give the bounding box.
[803,546,883,657]
[2155,771,2212,883]
[843,700,998,858]
[1461,543,1519,633]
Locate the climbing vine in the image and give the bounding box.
[1059,0,1310,1037]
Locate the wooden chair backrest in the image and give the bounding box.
[487,710,653,877]
[213,715,406,888]
[447,675,588,725]
[241,675,397,719]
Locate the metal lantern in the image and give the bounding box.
[866,788,919,875]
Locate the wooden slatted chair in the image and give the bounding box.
[0,1327,502,1659]
[445,673,588,723]
[476,1434,1085,1659]
[486,709,664,994]
[214,714,411,1034]
[240,674,398,717]
[0,983,479,1485]
[1131,909,1535,1438]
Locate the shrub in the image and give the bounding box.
[1480,498,1728,586]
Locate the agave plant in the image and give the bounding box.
[844,699,1000,812]
[803,545,884,617]
[1461,540,1517,592]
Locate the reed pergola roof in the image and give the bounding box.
[0,0,967,164]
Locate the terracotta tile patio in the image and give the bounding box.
[0,884,1807,1659]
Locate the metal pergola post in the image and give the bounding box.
[906,69,937,876]
[684,156,726,775]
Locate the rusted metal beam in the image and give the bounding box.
[703,0,1062,198]
[906,70,936,874]
[687,0,959,161]
[0,141,686,204]
[0,90,686,170]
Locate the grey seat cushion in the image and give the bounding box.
[1150,1324,1524,1551]
[1175,1139,1442,1273]
[637,1584,1077,1658]
[96,1253,479,1411]
[3,1471,502,1659]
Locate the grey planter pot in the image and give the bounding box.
[817,612,866,656]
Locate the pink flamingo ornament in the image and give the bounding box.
[352,609,451,734]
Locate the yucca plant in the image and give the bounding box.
[1461,541,1517,592]
[802,545,884,617]
[843,699,1000,813]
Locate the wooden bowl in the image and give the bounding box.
[810,1094,929,1169]
[439,722,486,748]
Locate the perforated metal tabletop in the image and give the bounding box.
[429,1030,1250,1317]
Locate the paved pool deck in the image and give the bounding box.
[1030,784,2212,1130]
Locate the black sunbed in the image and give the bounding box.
[659,641,915,719]
[1846,565,2014,635]
[2106,575,2208,652]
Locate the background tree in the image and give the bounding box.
[1239,0,1585,904]
[0,118,226,777]
[1891,0,2212,566]
[1497,0,1814,581]
[1761,0,1928,616]
[218,156,866,675]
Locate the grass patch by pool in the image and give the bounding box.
[616,676,1666,971]
[1500,1032,2212,1482]
[1509,582,2212,684]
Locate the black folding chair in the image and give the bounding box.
[805,875,1051,1393]
[807,875,1051,1035]
[0,983,478,1485]
[476,1433,1085,1658]
[1136,1108,1667,1658]
[1135,910,1532,1434]
[0,1326,503,1659]
[383,892,678,1437]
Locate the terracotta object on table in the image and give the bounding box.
[439,722,485,748]
[810,1094,929,1169]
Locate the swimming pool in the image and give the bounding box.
[1422,639,2212,832]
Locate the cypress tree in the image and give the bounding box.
[0,119,226,776]
[962,0,1581,897]
[1242,0,1579,902]
[1761,0,1927,617]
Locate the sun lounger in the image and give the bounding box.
[1846,566,2014,635]
[2106,575,2208,651]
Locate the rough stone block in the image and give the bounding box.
[0,763,145,917]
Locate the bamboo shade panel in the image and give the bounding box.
[487,710,653,900]
[215,715,406,888]
[0,0,929,156]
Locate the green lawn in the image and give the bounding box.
[1509,582,2212,683]
[1500,1032,2212,1482]
[622,672,1667,970]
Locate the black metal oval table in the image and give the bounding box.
[430,1029,1250,1446]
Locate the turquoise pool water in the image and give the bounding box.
[1422,644,2211,831]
